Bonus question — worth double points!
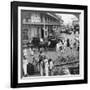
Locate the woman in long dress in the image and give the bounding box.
[23,56,28,76]
[38,51,45,76]
[44,56,49,76]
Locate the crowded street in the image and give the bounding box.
[21,10,80,77]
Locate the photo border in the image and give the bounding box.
[11,1,88,88]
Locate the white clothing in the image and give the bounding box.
[49,61,53,70]
[40,61,44,76]
[29,48,34,56]
[44,59,49,76]
[40,38,43,42]
[56,42,62,52]
[23,59,28,75]
[23,49,28,57]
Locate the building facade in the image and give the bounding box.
[21,10,63,46]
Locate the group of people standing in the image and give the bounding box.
[22,47,54,77]
[38,51,54,76]
[22,30,79,77]
[56,35,79,54]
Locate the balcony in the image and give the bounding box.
[22,19,60,26]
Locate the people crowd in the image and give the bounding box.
[22,25,80,77]
[23,48,54,76]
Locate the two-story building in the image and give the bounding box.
[21,10,63,46]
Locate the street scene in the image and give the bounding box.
[21,10,80,77]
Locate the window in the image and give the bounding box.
[22,29,28,40]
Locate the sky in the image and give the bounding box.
[56,14,78,25]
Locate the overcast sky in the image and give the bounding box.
[56,14,78,25]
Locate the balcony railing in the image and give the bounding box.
[23,21,60,26]
[22,18,60,25]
